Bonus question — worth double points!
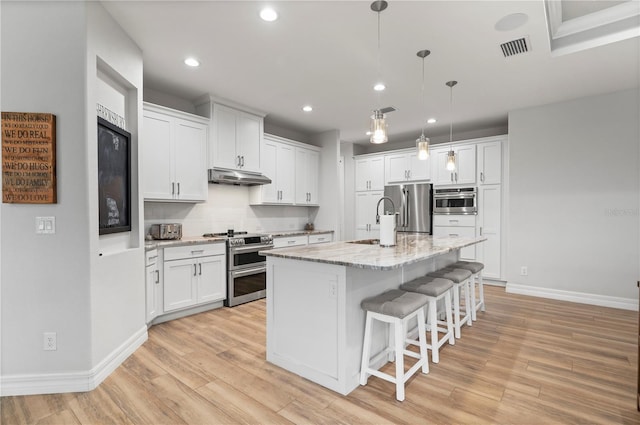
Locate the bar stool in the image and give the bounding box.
[427,268,473,339]
[451,261,485,321]
[360,289,429,401]
[400,276,455,364]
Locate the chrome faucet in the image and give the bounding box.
[375,196,396,224]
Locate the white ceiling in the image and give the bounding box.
[101,1,640,146]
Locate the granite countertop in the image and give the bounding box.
[270,229,334,237]
[144,229,334,251]
[261,233,487,270]
[145,236,226,251]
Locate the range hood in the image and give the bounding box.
[208,168,272,186]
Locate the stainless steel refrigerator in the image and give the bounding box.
[383,183,433,233]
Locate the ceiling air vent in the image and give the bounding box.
[500,36,530,57]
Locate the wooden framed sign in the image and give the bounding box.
[2,112,57,203]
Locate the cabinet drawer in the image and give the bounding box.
[309,233,333,244]
[273,235,308,248]
[433,226,476,238]
[146,249,159,266]
[164,243,225,261]
[433,215,476,227]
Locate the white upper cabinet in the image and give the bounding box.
[295,147,320,205]
[142,103,208,202]
[250,134,319,206]
[355,155,385,191]
[385,150,430,184]
[477,140,502,185]
[196,99,264,174]
[431,144,476,186]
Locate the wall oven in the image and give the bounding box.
[433,187,477,215]
[225,233,273,307]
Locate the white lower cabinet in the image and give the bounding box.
[145,249,161,323]
[433,215,476,261]
[477,185,501,279]
[163,243,226,313]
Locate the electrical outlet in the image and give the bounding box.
[520,266,528,276]
[43,332,57,351]
[329,282,337,298]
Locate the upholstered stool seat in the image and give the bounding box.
[360,289,429,401]
[400,276,455,363]
[428,267,473,338]
[451,261,485,321]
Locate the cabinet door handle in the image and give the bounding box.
[479,227,483,236]
[241,156,245,167]
[480,171,484,182]
[172,182,175,195]
[237,155,241,167]
[177,182,180,196]
[193,264,197,276]
[155,269,160,284]
[199,263,202,275]
[455,172,458,182]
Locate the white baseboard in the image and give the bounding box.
[0,326,148,396]
[506,283,638,311]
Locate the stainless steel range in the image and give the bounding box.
[203,231,273,307]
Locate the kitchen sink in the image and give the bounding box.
[347,239,380,245]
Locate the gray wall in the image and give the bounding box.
[1,1,146,394]
[507,88,639,303]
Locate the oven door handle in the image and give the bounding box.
[230,266,266,278]
[230,244,273,254]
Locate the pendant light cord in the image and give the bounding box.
[449,84,454,146]
[421,57,426,137]
[376,10,382,108]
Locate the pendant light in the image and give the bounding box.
[370,0,388,144]
[445,80,458,171]
[416,49,431,160]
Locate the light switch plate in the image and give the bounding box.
[36,216,55,234]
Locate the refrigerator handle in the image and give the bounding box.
[405,190,410,228]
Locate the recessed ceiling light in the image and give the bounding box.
[184,57,200,67]
[373,83,386,91]
[495,13,528,31]
[302,105,313,112]
[260,7,278,22]
[427,118,437,124]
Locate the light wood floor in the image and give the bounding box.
[2,286,639,424]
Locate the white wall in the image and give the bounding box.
[87,2,146,368]
[1,1,146,395]
[1,1,93,380]
[144,184,314,236]
[311,130,341,238]
[340,142,356,241]
[507,89,639,307]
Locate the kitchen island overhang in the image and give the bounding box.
[261,234,486,396]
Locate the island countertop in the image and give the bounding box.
[261,233,486,270]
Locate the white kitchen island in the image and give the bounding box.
[261,233,485,396]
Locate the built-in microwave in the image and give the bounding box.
[433,187,477,215]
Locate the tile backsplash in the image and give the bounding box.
[144,184,316,237]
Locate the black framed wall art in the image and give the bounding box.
[97,117,131,235]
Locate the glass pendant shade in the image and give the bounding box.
[370,110,388,144]
[416,135,429,160]
[446,149,456,171]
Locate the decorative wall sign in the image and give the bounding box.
[98,117,131,235]
[2,112,57,203]
[96,103,126,129]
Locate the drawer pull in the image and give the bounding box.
[449,233,459,237]
[288,240,296,244]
